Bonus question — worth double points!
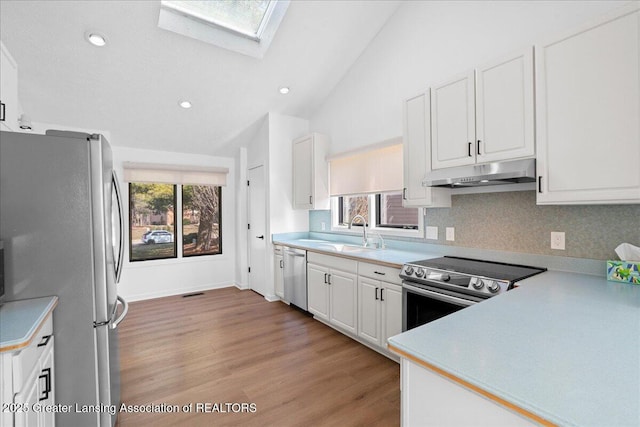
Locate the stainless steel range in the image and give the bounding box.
[401,256,546,331]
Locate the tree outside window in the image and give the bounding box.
[182,185,222,257]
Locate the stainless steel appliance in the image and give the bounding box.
[423,158,536,188]
[283,247,307,310]
[401,256,545,331]
[0,130,127,426]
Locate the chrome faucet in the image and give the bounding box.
[349,214,368,247]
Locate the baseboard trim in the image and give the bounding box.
[122,282,235,302]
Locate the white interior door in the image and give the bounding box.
[248,165,267,296]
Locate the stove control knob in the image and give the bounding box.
[415,268,425,278]
[441,274,451,282]
[472,279,485,290]
[487,281,500,294]
[405,266,414,276]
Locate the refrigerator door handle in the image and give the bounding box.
[111,295,129,329]
[112,171,125,284]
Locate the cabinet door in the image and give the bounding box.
[476,48,534,163]
[14,369,39,427]
[381,284,403,348]
[274,254,284,298]
[0,42,19,132]
[431,70,476,169]
[292,136,313,209]
[307,263,329,321]
[536,4,640,204]
[357,277,381,346]
[328,269,358,334]
[403,92,432,207]
[39,338,55,427]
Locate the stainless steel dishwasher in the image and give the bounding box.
[283,247,307,310]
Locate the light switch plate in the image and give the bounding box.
[446,227,455,241]
[426,226,438,240]
[551,231,565,250]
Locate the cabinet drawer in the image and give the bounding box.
[274,245,283,255]
[307,252,358,273]
[359,262,402,285]
[12,315,53,393]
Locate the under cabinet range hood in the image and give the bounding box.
[423,158,536,188]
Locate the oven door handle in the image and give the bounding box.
[402,282,477,307]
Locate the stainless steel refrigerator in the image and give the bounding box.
[0,130,127,426]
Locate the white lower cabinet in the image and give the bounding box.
[401,358,534,426]
[357,262,403,350]
[1,315,55,427]
[307,252,358,334]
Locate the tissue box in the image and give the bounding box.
[607,261,640,285]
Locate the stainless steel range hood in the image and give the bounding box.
[423,158,536,188]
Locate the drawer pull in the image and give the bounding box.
[374,271,386,276]
[37,335,52,347]
[38,368,52,401]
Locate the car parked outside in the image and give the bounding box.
[142,230,174,244]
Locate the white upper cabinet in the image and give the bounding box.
[402,91,451,207]
[0,41,19,132]
[476,48,535,163]
[431,70,476,170]
[431,48,535,170]
[292,133,330,210]
[536,3,640,204]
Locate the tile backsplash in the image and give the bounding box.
[310,191,640,260]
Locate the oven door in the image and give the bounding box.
[402,281,483,331]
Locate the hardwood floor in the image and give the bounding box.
[116,287,400,427]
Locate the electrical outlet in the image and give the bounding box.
[426,226,438,240]
[321,222,326,231]
[551,231,565,250]
[446,227,455,242]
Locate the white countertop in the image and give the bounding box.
[272,237,437,267]
[0,296,58,352]
[388,271,640,426]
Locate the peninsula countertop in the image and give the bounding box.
[388,271,640,426]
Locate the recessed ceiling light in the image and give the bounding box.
[279,87,290,95]
[86,32,107,47]
[179,100,192,109]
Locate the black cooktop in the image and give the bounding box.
[408,256,546,283]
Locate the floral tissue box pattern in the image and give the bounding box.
[607,261,640,285]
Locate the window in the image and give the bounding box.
[158,0,289,58]
[333,192,422,236]
[338,195,369,227]
[182,185,222,257]
[129,183,223,261]
[129,183,177,261]
[162,0,274,40]
[376,193,418,230]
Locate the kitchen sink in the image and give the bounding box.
[316,243,377,253]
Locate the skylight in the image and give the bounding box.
[161,0,275,41]
[158,0,289,58]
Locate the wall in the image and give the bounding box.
[113,146,236,301]
[309,0,628,153]
[229,113,309,296]
[309,191,640,261]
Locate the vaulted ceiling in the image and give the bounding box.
[0,0,401,154]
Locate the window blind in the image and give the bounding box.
[328,140,403,196]
[122,162,229,186]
